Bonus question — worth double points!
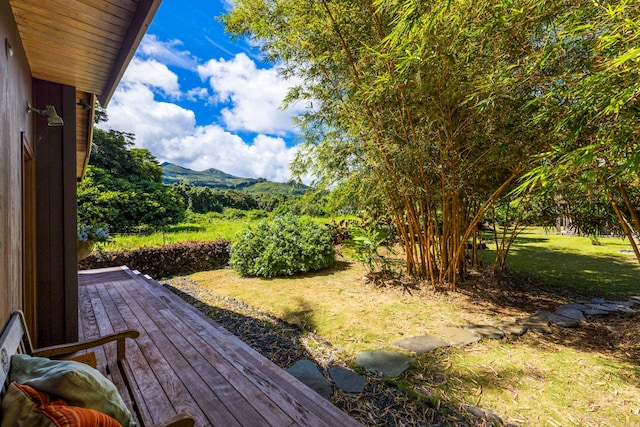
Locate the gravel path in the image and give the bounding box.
[162,277,487,427]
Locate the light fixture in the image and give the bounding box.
[27,103,64,126]
[77,99,92,110]
[5,38,13,60]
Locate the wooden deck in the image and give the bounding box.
[78,266,360,427]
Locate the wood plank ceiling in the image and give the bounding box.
[8,0,161,178]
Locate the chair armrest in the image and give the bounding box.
[154,414,195,427]
[32,330,140,361]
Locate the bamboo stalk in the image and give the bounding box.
[606,190,640,264]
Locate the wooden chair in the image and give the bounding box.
[0,310,194,427]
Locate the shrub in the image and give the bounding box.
[230,215,335,278]
[343,215,397,273]
[78,240,230,278]
[223,208,247,219]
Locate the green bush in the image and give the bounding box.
[230,215,335,278]
[79,240,230,278]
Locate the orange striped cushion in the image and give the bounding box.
[1,382,122,427]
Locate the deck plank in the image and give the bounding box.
[83,282,154,425]
[123,276,279,426]
[80,284,145,425]
[138,275,358,427]
[78,267,361,427]
[108,278,246,427]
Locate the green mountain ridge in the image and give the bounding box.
[161,162,308,195]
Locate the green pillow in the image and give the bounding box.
[1,382,122,427]
[9,354,135,427]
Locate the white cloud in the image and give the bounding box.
[104,81,196,148]
[185,87,210,102]
[197,53,305,135]
[160,128,296,183]
[122,57,182,98]
[103,54,300,183]
[139,34,197,69]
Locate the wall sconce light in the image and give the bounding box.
[5,38,13,60]
[77,99,92,110]
[27,103,64,126]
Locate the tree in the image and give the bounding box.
[224,0,553,289]
[78,129,185,232]
[521,0,640,262]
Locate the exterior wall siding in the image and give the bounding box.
[33,79,78,347]
[0,0,32,328]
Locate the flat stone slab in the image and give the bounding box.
[584,308,611,315]
[609,301,636,307]
[355,351,413,377]
[518,315,552,334]
[591,298,607,304]
[328,366,367,393]
[286,360,333,399]
[491,320,527,336]
[463,324,505,339]
[433,327,481,347]
[555,308,586,321]
[547,313,579,328]
[610,305,637,315]
[559,303,589,311]
[392,336,449,354]
[586,303,619,312]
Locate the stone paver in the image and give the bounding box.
[463,324,504,339]
[586,303,619,312]
[558,303,589,312]
[392,335,450,354]
[587,304,618,313]
[433,327,481,347]
[355,351,413,377]
[491,320,527,336]
[610,301,636,307]
[547,313,579,328]
[610,304,636,314]
[286,360,333,399]
[584,308,612,315]
[554,307,585,321]
[328,366,367,393]
[518,314,552,334]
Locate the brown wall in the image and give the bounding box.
[33,79,78,347]
[2,1,78,346]
[0,0,32,329]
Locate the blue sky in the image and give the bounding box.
[101,0,306,183]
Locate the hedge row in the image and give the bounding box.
[78,240,231,278]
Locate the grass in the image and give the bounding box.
[100,214,345,251]
[100,218,256,251]
[182,227,640,426]
[482,227,640,294]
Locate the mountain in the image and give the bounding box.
[161,162,308,195]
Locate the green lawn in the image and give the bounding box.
[159,222,640,426]
[484,227,640,294]
[100,218,255,251]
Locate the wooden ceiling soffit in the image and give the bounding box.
[9,0,162,106]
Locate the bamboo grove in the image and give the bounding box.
[224,0,640,290]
